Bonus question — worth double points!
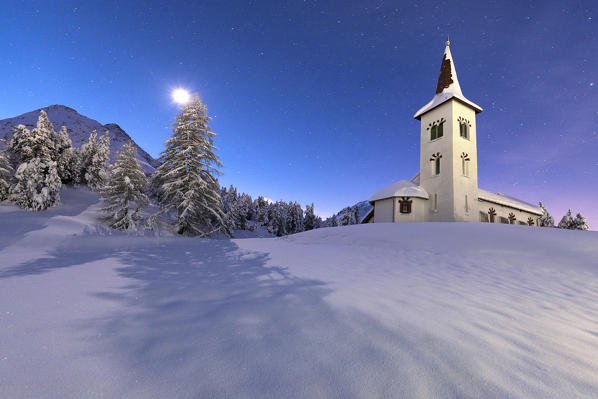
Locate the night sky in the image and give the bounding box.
[1,1,597,227]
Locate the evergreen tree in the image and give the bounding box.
[154,96,226,236]
[573,213,590,231]
[10,158,61,210]
[7,112,62,210]
[7,124,35,164]
[558,209,575,229]
[80,130,110,190]
[286,201,304,234]
[100,142,149,231]
[268,201,288,237]
[339,206,357,226]
[255,196,270,224]
[54,126,76,184]
[304,203,316,231]
[330,214,338,227]
[0,148,13,201]
[237,193,253,230]
[538,202,555,227]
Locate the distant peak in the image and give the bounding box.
[41,104,78,113]
[103,123,123,130]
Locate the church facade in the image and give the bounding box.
[363,40,542,226]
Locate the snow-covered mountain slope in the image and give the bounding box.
[1,189,598,398]
[0,105,159,173]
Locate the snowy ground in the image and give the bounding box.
[1,188,598,398]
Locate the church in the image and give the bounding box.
[362,40,542,225]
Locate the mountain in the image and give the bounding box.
[0,105,159,173]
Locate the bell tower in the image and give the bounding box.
[413,39,483,222]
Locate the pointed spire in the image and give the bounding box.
[413,39,482,120]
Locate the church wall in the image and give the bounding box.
[393,197,427,223]
[478,200,542,226]
[451,101,479,222]
[373,198,394,223]
[419,101,455,222]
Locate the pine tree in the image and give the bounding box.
[558,209,575,229]
[10,158,61,210]
[7,124,35,164]
[100,142,149,230]
[255,196,270,225]
[339,206,356,226]
[304,203,316,231]
[286,201,304,234]
[154,96,226,236]
[573,213,590,231]
[6,113,62,210]
[0,148,13,201]
[538,202,555,227]
[80,130,110,190]
[268,201,288,237]
[54,126,75,184]
[330,214,338,227]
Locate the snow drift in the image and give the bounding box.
[0,188,597,398]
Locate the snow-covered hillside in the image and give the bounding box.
[1,188,597,398]
[0,105,158,173]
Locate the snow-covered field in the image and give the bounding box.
[1,189,598,398]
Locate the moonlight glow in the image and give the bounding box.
[172,88,191,104]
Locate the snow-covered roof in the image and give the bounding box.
[369,180,429,203]
[478,189,542,215]
[413,41,483,120]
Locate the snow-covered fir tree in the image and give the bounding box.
[54,126,76,184]
[255,196,270,225]
[338,206,358,226]
[7,113,62,210]
[538,202,555,227]
[10,158,61,210]
[330,214,338,227]
[100,142,149,231]
[286,201,304,234]
[558,209,575,229]
[154,96,226,236]
[0,148,13,201]
[79,130,110,190]
[573,213,590,231]
[236,193,254,230]
[268,201,288,237]
[304,203,316,231]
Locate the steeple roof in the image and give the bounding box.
[413,40,482,120]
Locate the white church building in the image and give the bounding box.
[363,40,543,226]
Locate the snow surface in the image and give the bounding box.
[1,188,598,398]
[369,179,429,202]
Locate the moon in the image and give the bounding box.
[172,88,191,104]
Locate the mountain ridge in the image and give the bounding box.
[0,105,159,173]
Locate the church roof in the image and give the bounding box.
[413,40,483,120]
[478,189,543,215]
[369,180,429,203]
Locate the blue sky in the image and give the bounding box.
[1,0,597,226]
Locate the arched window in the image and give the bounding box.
[488,207,496,223]
[430,152,442,175]
[399,197,412,214]
[458,116,471,139]
[461,152,470,177]
[527,217,535,226]
[427,118,445,140]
